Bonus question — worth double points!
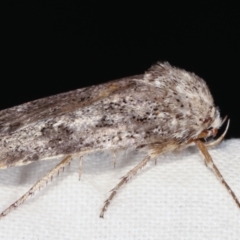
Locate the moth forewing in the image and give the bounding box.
[0,62,239,219]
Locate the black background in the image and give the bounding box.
[2,2,240,138]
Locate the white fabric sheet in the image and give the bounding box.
[0,139,239,240]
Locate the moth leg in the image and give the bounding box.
[100,155,152,218]
[79,156,83,181]
[0,155,72,219]
[196,140,240,209]
[113,150,117,168]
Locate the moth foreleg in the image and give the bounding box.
[0,155,73,219]
[100,154,152,218]
[196,140,240,209]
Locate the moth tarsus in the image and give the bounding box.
[0,156,72,219]
[100,154,153,218]
[0,62,239,219]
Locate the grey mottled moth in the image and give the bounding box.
[0,62,239,218]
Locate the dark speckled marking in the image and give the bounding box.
[0,62,219,168]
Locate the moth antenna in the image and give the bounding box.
[100,155,152,218]
[204,119,230,148]
[196,140,240,209]
[220,115,228,127]
[0,156,72,219]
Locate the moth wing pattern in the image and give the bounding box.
[0,62,220,169]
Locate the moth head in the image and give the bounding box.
[197,114,229,146]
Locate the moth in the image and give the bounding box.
[0,62,239,219]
